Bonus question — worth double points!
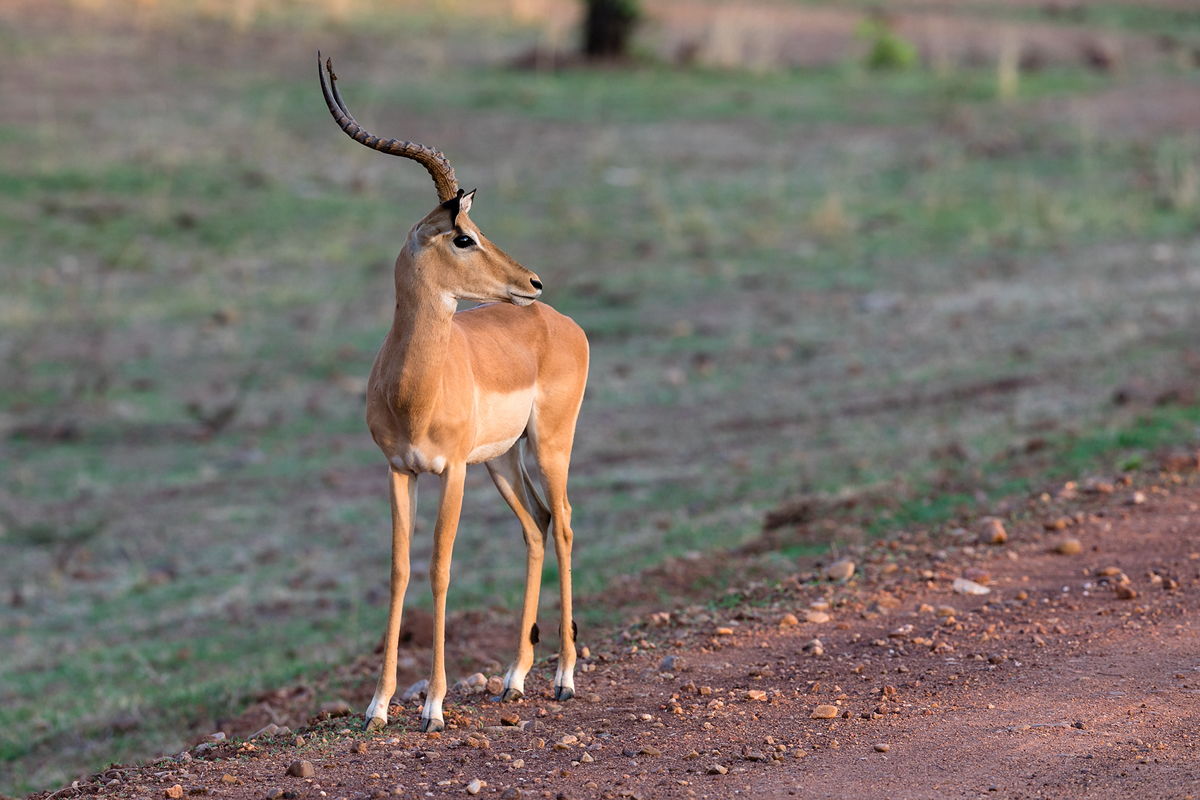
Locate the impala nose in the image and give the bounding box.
[530,278,543,292]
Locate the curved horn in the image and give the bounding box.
[319,53,459,203]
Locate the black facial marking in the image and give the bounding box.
[530,623,540,645]
[439,188,466,223]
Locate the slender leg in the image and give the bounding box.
[538,455,577,701]
[486,445,548,702]
[421,463,466,733]
[364,469,416,731]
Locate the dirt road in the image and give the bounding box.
[27,472,1200,800]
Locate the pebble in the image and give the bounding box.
[811,705,839,719]
[1129,491,1146,505]
[742,749,767,762]
[580,752,594,763]
[825,559,856,582]
[658,655,682,672]
[285,761,314,778]
[164,785,183,799]
[963,567,990,584]
[952,578,990,595]
[1055,539,1082,556]
[1115,584,1138,600]
[936,605,957,618]
[500,789,522,799]
[779,613,800,628]
[466,778,484,795]
[465,673,488,692]
[220,774,239,785]
[707,764,728,775]
[804,611,831,624]
[351,741,368,754]
[639,745,661,757]
[978,518,1007,545]
[266,789,283,800]
[744,689,768,702]
[802,639,824,656]
[319,700,352,717]
[500,712,521,726]
[585,693,602,703]
[486,676,504,696]
[715,627,734,636]
[401,679,429,701]
[874,743,890,753]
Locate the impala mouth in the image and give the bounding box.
[509,291,540,306]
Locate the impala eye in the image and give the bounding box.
[453,235,474,249]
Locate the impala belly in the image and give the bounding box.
[468,387,535,465]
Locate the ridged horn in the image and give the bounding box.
[318,53,459,203]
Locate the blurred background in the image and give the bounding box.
[3,0,1200,792]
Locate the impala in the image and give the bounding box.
[318,55,589,733]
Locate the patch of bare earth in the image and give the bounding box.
[30,466,1200,800]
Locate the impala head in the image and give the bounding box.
[319,54,542,307]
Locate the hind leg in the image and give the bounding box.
[535,453,577,701]
[486,444,549,701]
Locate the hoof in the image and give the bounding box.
[420,717,445,733]
[363,716,387,733]
[501,688,524,703]
[554,686,575,702]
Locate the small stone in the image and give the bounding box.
[465,673,487,693]
[952,578,990,595]
[285,761,315,778]
[1128,491,1146,505]
[715,627,734,636]
[802,638,824,657]
[1043,517,1070,531]
[319,700,352,717]
[779,613,800,628]
[585,693,602,703]
[744,689,768,702]
[742,749,766,762]
[936,605,957,618]
[1074,721,1087,729]
[500,712,520,726]
[1052,537,1081,555]
[401,679,429,701]
[1015,590,1028,601]
[1115,583,1138,600]
[500,789,522,800]
[266,788,283,800]
[165,786,184,799]
[824,559,856,582]
[466,778,484,795]
[220,774,239,785]
[804,610,830,624]
[978,518,1007,545]
[1098,566,1122,576]
[658,655,682,672]
[873,743,890,753]
[486,676,504,696]
[707,764,728,775]
[811,705,839,719]
[638,745,661,757]
[351,740,368,754]
[580,752,594,763]
[963,567,990,584]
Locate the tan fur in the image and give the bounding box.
[362,199,589,732]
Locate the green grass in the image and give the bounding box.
[4,1,1200,794]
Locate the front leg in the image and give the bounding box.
[364,469,416,731]
[421,463,466,733]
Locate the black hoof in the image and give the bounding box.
[501,688,524,703]
[363,716,387,732]
[420,717,444,733]
[554,686,575,702]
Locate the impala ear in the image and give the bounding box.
[439,188,475,225]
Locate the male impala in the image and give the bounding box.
[319,55,589,733]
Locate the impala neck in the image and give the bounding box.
[384,257,457,405]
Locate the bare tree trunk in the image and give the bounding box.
[582,0,640,59]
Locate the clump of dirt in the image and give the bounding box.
[29,467,1200,798]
